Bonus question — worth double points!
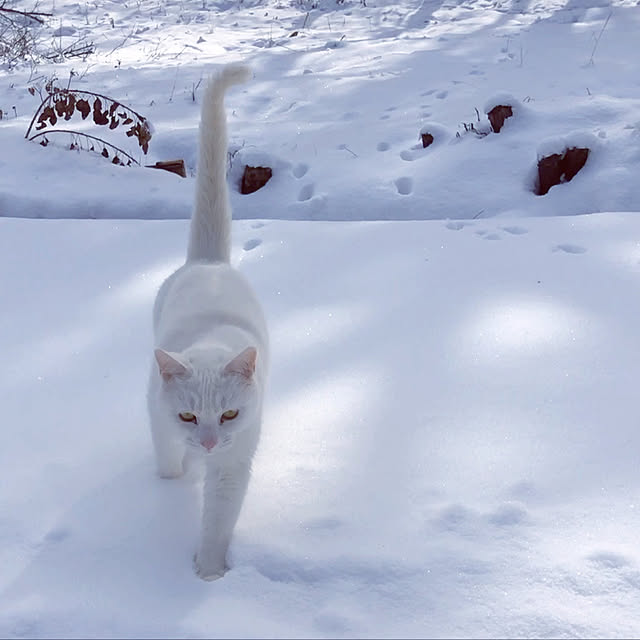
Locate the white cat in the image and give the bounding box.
[147,63,268,581]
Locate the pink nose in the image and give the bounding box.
[201,437,217,451]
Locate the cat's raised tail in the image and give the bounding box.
[187,63,251,264]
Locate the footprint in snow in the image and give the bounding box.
[433,503,478,532]
[446,221,471,231]
[436,90,448,99]
[588,551,632,570]
[421,89,436,97]
[298,184,314,202]
[243,238,262,251]
[44,527,71,544]
[313,612,352,634]
[502,225,528,235]
[380,114,391,120]
[487,502,529,527]
[377,141,390,151]
[254,549,408,586]
[475,230,501,240]
[292,163,309,179]
[507,480,540,502]
[395,176,413,195]
[553,244,587,254]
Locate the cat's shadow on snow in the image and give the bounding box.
[3,460,218,615]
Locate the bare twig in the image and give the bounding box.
[191,77,203,102]
[29,130,139,165]
[340,145,358,158]
[104,26,136,57]
[42,38,94,61]
[0,5,52,25]
[588,11,612,66]
[168,65,179,102]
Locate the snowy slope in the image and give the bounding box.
[2,0,640,637]
[1,0,640,221]
[2,215,640,638]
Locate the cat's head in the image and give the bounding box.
[154,346,260,455]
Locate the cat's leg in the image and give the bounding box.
[194,460,251,580]
[150,412,185,479]
[148,369,185,478]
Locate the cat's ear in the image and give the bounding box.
[224,347,257,379]
[155,349,189,381]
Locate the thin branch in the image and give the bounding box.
[0,5,52,24]
[29,130,139,165]
[588,11,612,66]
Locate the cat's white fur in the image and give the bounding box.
[147,63,268,581]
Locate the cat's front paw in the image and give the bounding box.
[193,553,227,581]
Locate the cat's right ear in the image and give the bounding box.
[224,346,257,380]
[155,349,189,382]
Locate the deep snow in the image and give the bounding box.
[1,0,640,637]
[2,215,640,637]
[1,0,640,221]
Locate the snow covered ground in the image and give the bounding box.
[1,0,640,637]
[2,215,640,637]
[2,0,640,221]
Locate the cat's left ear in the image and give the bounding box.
[224,347,257,380]
[155,348,189,382]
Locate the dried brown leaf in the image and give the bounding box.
[76,98,90,119]
[37,106,57,129]
[63,94,75,120]
[92,98,109,126]
[138,119,152,154]
[54,94,76,121]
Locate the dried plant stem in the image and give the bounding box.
[0,5,52,24]
[588,11,612,66]
[29,130,139,165]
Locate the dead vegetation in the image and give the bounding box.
[25,82,153,166]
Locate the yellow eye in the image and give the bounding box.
[220,409,239,423]
[179,412,197,424]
